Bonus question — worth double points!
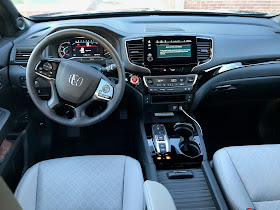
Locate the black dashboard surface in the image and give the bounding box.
[6,14,280,111]
[8,15,280,73]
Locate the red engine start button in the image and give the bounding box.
[130,75,140,85]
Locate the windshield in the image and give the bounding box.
[12,0,276,18]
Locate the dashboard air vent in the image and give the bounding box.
[126,39,144,66]
[197,38,212,64]
[15,49,32,63]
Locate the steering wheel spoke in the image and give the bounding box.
[73,98,94,118]
[47,81,60,109]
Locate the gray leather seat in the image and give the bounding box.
[213,145,280,210]
[15,155,144,210]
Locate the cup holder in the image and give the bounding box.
[179,140,201,157]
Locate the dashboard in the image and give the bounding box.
[9,15,280,73]
[7,14,280,109]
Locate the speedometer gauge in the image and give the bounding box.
[58,42,71,59]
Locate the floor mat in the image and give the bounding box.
[157,168,216,210]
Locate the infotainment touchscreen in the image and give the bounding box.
[144,36,197,66]
[157,44,191,58]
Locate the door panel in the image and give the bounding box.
[0,39,13,142]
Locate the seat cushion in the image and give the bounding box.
[15,155,144,210]
[213,144,280,210]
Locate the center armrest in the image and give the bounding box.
[144,180,176,210]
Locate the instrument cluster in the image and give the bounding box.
[57,38,112,62]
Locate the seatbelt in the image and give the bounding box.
[0,177,22,210]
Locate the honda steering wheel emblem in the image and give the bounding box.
[69,74,83,87]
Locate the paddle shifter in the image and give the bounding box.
[174,123,195,153]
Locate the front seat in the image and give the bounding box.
[15,155,144,210]
[213,145,280,210]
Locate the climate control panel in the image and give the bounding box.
[143,74,197,93]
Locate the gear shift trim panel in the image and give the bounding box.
[152,124,170,154]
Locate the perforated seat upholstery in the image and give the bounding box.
[213,145,280,210]
[15,155,145,210]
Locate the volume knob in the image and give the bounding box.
[147,53,153,62]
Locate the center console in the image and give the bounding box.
[127,36,220,209]
[138,36,204,168]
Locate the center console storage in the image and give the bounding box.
[157,168,217,210]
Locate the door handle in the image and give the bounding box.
[214,84,236,91]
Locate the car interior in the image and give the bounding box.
[1,0,280,209]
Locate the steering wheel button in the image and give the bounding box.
[98,93,109,99]
[102,85,110,93]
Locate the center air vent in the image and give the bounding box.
[126,39,144,66]
[15,49,33,63]
[197,38,212,64]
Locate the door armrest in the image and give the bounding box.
[0,107,10,142]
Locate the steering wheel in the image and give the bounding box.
[26,29,125,127]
